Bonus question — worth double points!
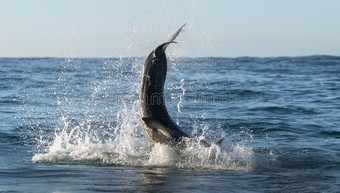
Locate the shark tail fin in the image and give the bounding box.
[160,23,186,51]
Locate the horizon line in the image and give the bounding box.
[0,54,339,59]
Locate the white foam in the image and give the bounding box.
[32,105,255,171]
[148,143,178,166]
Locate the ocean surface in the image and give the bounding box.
[1,56,340,192]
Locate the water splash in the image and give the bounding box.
[32,93,254,171]
[29,34,254,171]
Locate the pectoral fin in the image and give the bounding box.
[142,118,172,138]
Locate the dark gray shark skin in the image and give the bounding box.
[139,24,188,149]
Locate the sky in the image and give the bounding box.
[0,0,339,58]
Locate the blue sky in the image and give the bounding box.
[0,0,339,57]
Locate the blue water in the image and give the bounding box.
[1,56,340,192]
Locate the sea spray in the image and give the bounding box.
[31,57,255,171]
[33,110,254,171]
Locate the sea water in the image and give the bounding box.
[0,56,339,192]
